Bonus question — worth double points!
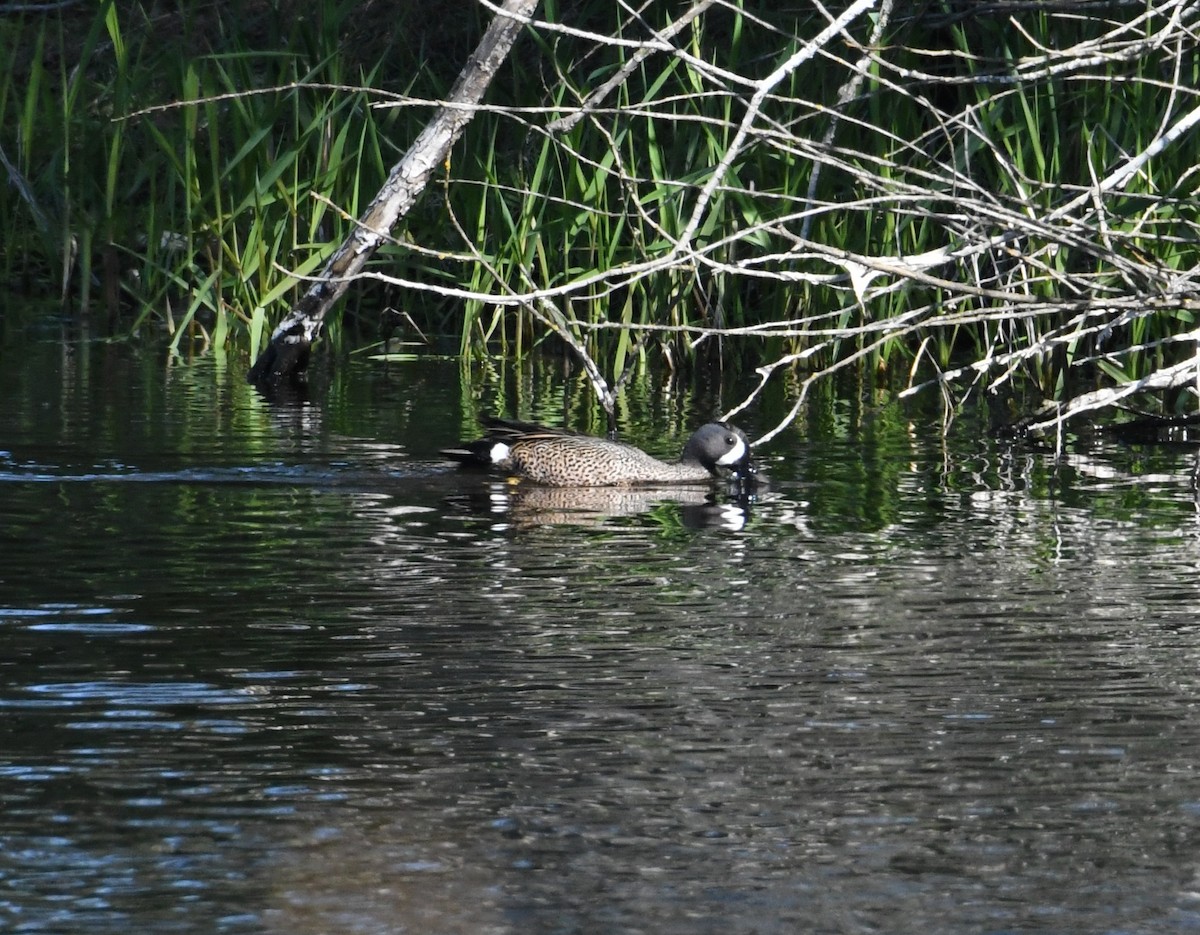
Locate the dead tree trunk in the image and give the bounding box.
[247,0,539,385]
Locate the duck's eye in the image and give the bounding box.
[725,435,736,446]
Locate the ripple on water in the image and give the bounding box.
[3,350,1200,933]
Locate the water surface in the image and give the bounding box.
[2,337,1200,933]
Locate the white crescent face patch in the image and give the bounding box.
[716,436,747,466]
[489,442,511,464]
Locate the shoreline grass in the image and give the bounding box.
[1,1,1196,434]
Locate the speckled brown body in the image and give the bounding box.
[442,417,753,488]
[502,434,717,486]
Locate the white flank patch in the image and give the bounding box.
[716,437,747,466]
[489,442,511,464]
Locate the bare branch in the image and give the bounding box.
[248,0,1199,439]
[247,0,539,384]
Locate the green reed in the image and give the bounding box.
[0,0,423,351]
[1,1,1195,414]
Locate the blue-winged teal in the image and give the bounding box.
[442,416,753,487]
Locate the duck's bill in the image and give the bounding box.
[728,459,759,482]
[734,455,757,475]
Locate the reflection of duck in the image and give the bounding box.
[441,417,754,487]
[475,482,751,530]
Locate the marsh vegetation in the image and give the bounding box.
[2,0,1197,437]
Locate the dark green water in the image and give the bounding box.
[3,335,1200,934]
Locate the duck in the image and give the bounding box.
[441,416,754,487]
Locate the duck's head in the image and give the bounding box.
[683,422,754,478]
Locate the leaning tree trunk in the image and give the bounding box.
[247,0,540,385]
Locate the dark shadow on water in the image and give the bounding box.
[250,375,313,408]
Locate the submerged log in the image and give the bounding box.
[248,0,539,385]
